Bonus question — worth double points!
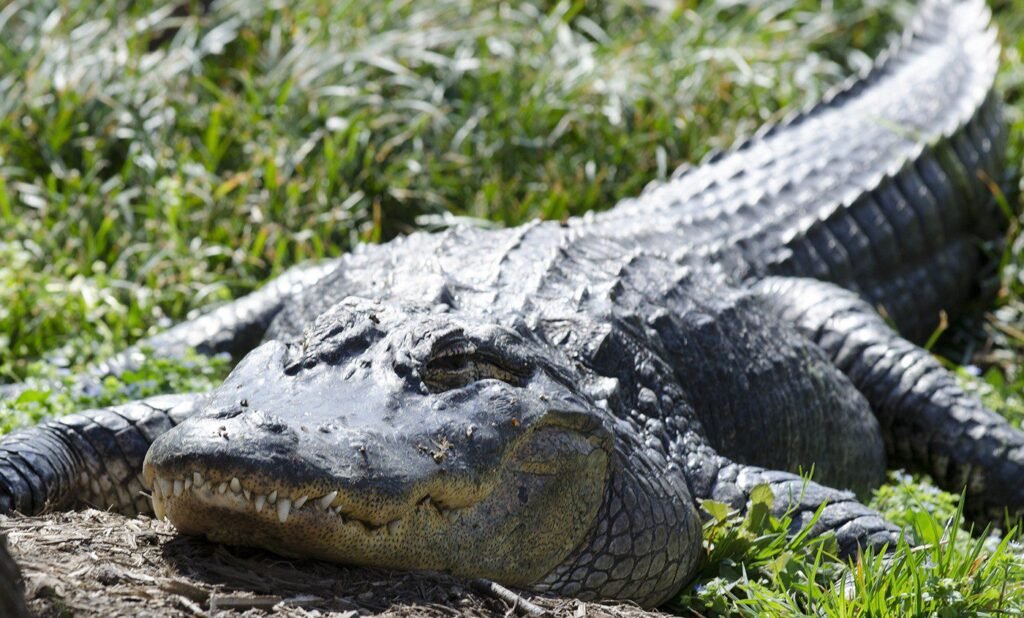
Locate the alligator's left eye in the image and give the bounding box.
[423,337,530,392]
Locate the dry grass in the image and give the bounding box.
[3,510,666,617]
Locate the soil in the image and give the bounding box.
[2,510,667,618]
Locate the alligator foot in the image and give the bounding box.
[757,276,1024,526]
[706,458,903,556]
[0,394,202,516]
[681,427,902,556]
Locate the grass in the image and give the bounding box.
[673,475,1024,616]
[0,0,905,379]
[1,0,1024,614]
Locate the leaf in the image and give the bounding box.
[911,509,945,547]
[14,389,50,404]
[746,484,775,534]
[702,499,731,523]
[750,484,775,510]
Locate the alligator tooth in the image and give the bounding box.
[230,477,241,493]
[157,478,172,498]
[445,510,459,524]
[268,490,278,504]
[387,520,400,535]
[293,495,309,509]
[193,472,204,489]
[318,491,338,510]
[184,478,192,492]
[277,498,292,523]
[218,482,228,495]
[152,494,166,520]
[255,494,266,513]
[173,479,184,497]
[243,489,251,500]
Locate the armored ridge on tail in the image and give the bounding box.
[263,0,1004,346]
[0,0,1020,609]
[588,0,1005,342]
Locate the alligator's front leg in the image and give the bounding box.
[756,276,1024,524]
[682,436,903,557]
[0,394,202,516]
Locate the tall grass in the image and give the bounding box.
[0,0,903,377]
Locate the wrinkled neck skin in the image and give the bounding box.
[525,270,713,604]
[471,284,712,603]
[532,426,704,604]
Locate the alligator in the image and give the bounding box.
[0,0,1020,609]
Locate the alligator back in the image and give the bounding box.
[267,0,1004,347]
[588,0,1004,343]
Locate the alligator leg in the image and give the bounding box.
[755,276,1024,525]
[0,394,201,517]
[0,260,337,401]
[684,437,902,556]
[105,260,338,366]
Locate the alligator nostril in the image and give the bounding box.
[248,410,290,435]
[209,406,244,420]
[282,342,306,376]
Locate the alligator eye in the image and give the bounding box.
[423,338,529,392]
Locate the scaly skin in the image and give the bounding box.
[0,0,1019,609]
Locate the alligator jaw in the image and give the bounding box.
[141,398,613,586]
[145,468,480,567]
[148,471,473,529]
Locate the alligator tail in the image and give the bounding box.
[597,0,1005,343]
[769,0,1006,342]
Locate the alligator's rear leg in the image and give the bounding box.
[0,260,337,401]
[756,276,1024,524]
[0,394,201,516]
[110,260,338,365]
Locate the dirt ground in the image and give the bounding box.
[1,510,668,617]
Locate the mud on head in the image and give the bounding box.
[143,297,701,603]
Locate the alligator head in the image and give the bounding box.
[143,297,701,605]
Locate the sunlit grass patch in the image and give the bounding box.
[0,0,904,377]
[674,476,1024,616]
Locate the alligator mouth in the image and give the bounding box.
[142,420,611,585]
[148,469,476,535]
